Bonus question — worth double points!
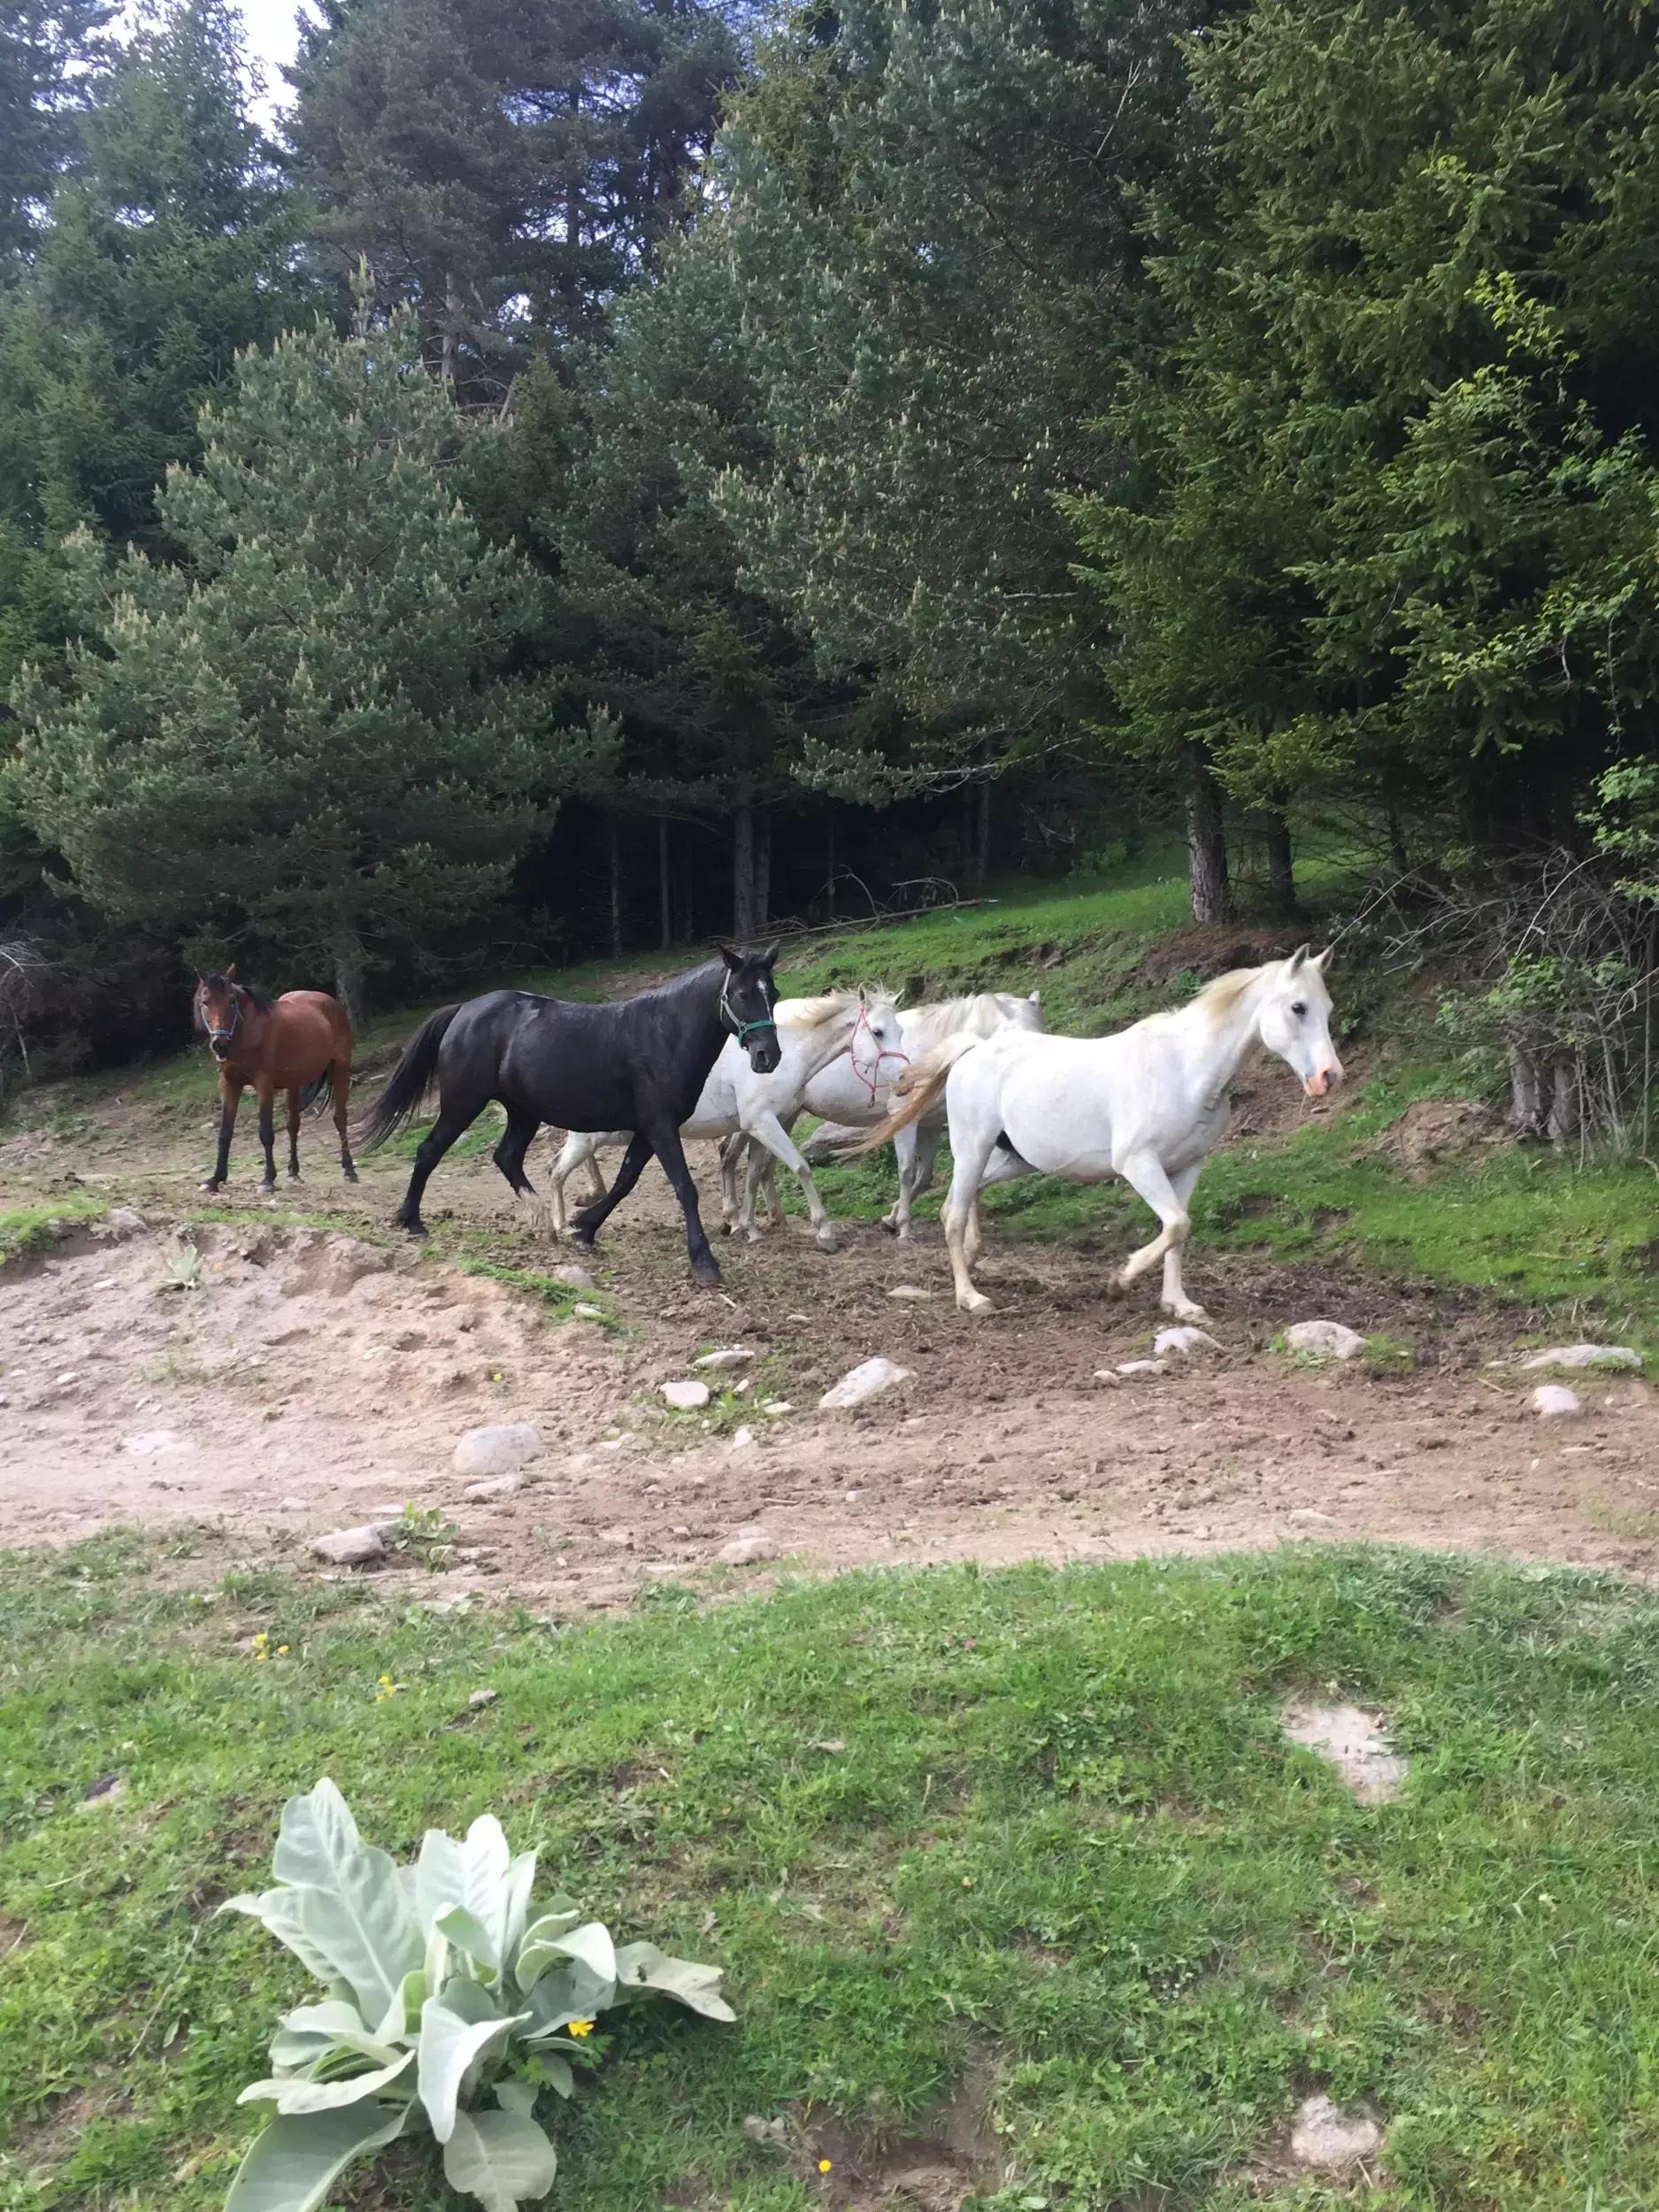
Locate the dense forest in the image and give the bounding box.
[3,0,1657,1119]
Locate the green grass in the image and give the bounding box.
[6,1540,1659,2209]
[0,1195,108,1266]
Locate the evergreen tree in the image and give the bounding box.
[10,306,603,1021]
[1074,0,1659,887]
[285,0,744,396]
[0,0,113,264]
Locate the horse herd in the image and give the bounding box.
[192,939,1342,1317]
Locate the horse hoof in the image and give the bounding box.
[815,1231,839,1254]
[692,1265,723,1289]
[342,1167,358,1185]
[1164,1302,1210,1323]
[879,1216,899,1237]
[200,1179,221,1194]
[959,1292,995,1317]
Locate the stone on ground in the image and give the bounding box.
[717,1528,779,1565]
[119,1428,193,1458]
[1531,1383,1582,1419]
[452,1422,542,1479]
[1284,1319,1367,1360]
[551,1261,595,1290]
[819,1356,915,1409]
[731,1425,757,1450]
[1289,2094,1383,2170]
[106,1207,148,1236]
[887,1284,932,1300]
[1111,1359,1168,1378]
[661,1379,711,1410]
[463,1472,523,1502]
[695,1347,753,1371]
[1152,1325,1220,1358]
[1521,1342,1642,1371]
[311,1525,388,1567]
[1280,1700,1408,1804]
[572,1302,603,1320]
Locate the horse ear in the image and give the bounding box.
[1286,945,1310,974]
[756,938,781,968]
[1028,987,1041,1005]
[714,941,742,971]
[1312,946,1334,973]
[226,962,237,982]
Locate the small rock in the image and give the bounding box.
[552,1262,595,1290]
[278,1496,306,1510]
[467,1688,498,1709]
[819,1356,915,1410]
[887,1284,933,1301]
[1521,1342,1642,1371]
[106,1207,148,1235]
[572,1302,603,1321]
[119,1428,192,1458]
[1152,1326,1221,1358]
[93,1276,118,1290]
[695,1347,753,1371]
[763,1400,793,1416]
[1281,1700,1408,1804]
[55,1371,81,1387]
[464,1473,523,1502]
[1111,1359,1168,1378]
[1288,2093,1383,2170]
[662,1379,711,1411]
[310,1525,387,1568]
[1287,1507,1338,1525]
[598,1525,634,1548]
[1532,1384,1582,1419]
[731,1425,757,1450]
[452,1423,542,1479]
[717,1530,779,1566]
[744,2116,787,2148]
[79,1774,126,1810]
[1284,1319,1368,1361]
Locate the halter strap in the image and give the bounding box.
[203,991,242,1046]
[848,1003,910,1103]
[719,973,778,1041]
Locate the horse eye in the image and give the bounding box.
[1290,1001,1307,1018]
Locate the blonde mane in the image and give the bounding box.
[775,987,887,1031]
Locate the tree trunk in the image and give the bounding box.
[657,817,672,951]
[440,270,460,387]
[825,814,836,921]
[733,805,757,941]
[333,926,367,1034]
[975,774,992,890]
[1386,807,1409,875]
[755,810,772,932]
[607,818,623,957]
[1256,809,1295,918]
[1185,741,1232,924]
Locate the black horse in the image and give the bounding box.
[354,943,782,1284]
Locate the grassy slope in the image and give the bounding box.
[4,1540,1659,2211]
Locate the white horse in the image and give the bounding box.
[737,988,1045,1239]
[849,949,1342,1317]
[544,989,905,1252]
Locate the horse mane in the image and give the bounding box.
[198,971,273,1014]
[775,988,864,1031]
[913,990,1005,1027]
[1138,965,1264,1034]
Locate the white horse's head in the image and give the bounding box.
[850,988,909,1094]
[996,988,1044,1033]
[1255,947,1342,1099]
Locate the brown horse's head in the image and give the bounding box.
[194,966,267,1062]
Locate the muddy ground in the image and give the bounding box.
[2,1056,1655,1605]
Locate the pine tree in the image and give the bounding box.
[10,304,604,1020]
[0,0,113,264]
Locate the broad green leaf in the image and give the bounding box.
[272,1779,365,1891]
[373,1969,430,2046]
[534,2054,574,2100]
[238,2050,415,2114]
[495,2078,538,2119]
[221,1889,343,1992]
[520,1958,616,2039]
[502,1851,538,1967]
[278,2001,404,2064]
[224,2099,410,2212]
[517,1919,616,1996]
[442,2107,558,2212]
[414,1827,469,1939]
[512,1902,582,1991]
[265,1782,424,2019]
[612,1940,737,2023]
[416,1817,522,1970]
[418,1987,526,2144]
[435,1902,502,1972]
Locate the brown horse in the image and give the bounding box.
[194,968,357,1193]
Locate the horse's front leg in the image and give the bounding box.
[203,1071,241,1191]
[1156,1163,1207,1320]
[1111,1150,1201,1312]
[286,1087,303,1179]
[717,1132,746,1233]
[744,1108,836,1251]
[255,1075,279,1192]
[641,1123,721,1286]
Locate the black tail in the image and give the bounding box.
[352,1006,460,1150]
[299,1068,333,1115]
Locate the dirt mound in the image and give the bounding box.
[1138,922,1310,987]
[1379,1096,1504,1179]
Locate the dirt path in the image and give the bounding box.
[3,1072,1655,1602]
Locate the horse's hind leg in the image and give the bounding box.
[334,1059,357,1182]
[396,1096,484,1236]
[941,1129,999,1316]
[743,1108,838,1251]
[568,1132,653,1250]
[1156,1163,1206,1320]
[286,1088,303,1179]
[646,1121,722,1286]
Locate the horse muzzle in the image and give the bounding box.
[746,1037,783,1076]
[1303,1064,1343,1100]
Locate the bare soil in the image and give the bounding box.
[3,1064,1656,1604]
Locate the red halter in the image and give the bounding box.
[848,1005,910,1104]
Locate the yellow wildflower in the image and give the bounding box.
[373,1672,404,1704]
[567,2018,595,2039]
[818,2158,833,2174]
[276,1645,289,1658]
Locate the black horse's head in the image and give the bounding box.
[717,941,783,1074]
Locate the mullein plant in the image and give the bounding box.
[221,1779,733,2212]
